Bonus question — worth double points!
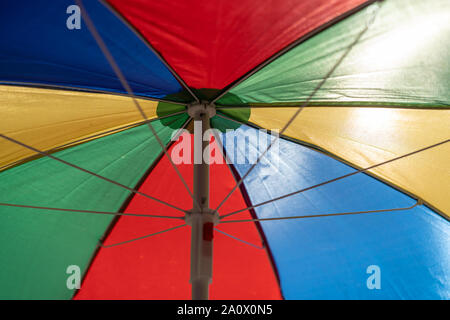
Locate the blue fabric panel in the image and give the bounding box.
[0,0,182,99]
[219,123,450,300]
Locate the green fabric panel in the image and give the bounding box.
[0,114,187,299]
[218,0,450,108]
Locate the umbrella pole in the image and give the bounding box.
[187,103,217,300]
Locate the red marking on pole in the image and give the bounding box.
[203,222,214,241]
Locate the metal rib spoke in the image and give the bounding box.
[220,139,449,219]
[98,0,200,103]
[76,0,199,210]
[0,110,187,172]
[214,228,264,250]
[214,112,248,127]
[99,224,187,248]
[0,202,184,219]
[209,0,381,104]
[220,201,420,223]
[216,104,450,110]
[214,5,382,213]
[0,81,188,105]
[0,133,187,214]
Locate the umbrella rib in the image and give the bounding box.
[216,104,450,110]
[0,118,192,218]
[210,132,266,249]
[99,224,187,248]
[220,200,421,223]
[98,0,200,104]
[209,0,381,104]
[0,110,187,172]
[214,228,265,250]
[220,139,449,219]
[214,112,248,127]
[0,81,187,106]
[214,4,382,214]
[0,133,187,214]
[0,202,184,220]
[76,0,200,211]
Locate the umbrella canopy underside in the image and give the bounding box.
[0,0,448,299]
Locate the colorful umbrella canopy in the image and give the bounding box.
[0,0,449,300]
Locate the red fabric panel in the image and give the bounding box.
[75,134,281,299]
[107,0,366,89]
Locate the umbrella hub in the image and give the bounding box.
[185,208,220,227]
[187,101,216,119]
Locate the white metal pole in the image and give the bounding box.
[187,103,217,300]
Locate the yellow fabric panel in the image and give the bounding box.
[0,85,161,169]
[249,107,450,217]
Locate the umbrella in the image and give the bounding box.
[0,0,448,300]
